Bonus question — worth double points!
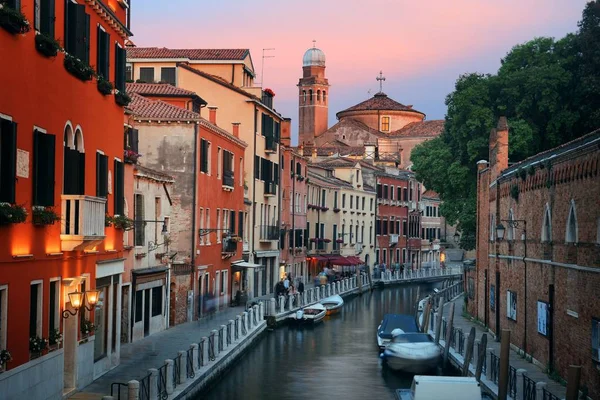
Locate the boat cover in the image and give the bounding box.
[378,314,419,339]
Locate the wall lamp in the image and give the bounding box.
[62,290,101,319]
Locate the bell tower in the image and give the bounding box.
[298,41,329,146]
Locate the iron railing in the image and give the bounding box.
[457,329,465,355]
[173,353,182,388]
[476,341,487,376]
[186,348,195,379]
[442,319,447,340]
[110,382,128,400]
[227,323,232,345]
[523,374,537,400]
[139,372,151,400]
[489,351,500,384]
[509,365,517,398]
[542,388,560,400]
[208,333,216,361]
[157,363,168,400]
[259,224,279,240]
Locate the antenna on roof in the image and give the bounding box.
[259,48,275,88]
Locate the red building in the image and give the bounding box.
[375,171,421,270]
[0,0,131,396]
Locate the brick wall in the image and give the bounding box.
[170,273,193,326]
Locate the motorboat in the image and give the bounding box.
[381,330,442,373]
[290,303,326,324]
[396,376,484,400]
[320,295,344,315]
[377,314,419,350]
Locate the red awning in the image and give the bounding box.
[328,256,354,266]
[312,255,329,262]
[347,256,363,265]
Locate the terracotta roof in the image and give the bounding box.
[177,63,259,101]
[307,171,353,189]
[126,83,202,99]
[135,165,175,183]
[337,92,424,118]
[422,190,440,199]
[127,47,249,60]
[128,94,201,121]
[388,120,444,138]
[312,156,381,171]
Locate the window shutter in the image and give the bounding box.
[41,0,55,38]
[254,155,260,179]
[200,139,208,172]
[105,32,110,80]
[229,210,235,233]
[84,13,90,63]
[77,151,85,195]
[96,26,103,76]
[0,119,17,203]
[273,164,279,185]
[115,45,126,91]
[33,130,56,206]
[72,2,86,59]
[114,160,124,215]
[132,128,139,153]
[96,154,108,197]
[274,121,280,143]
[96,153,101,196]
[65,0,77,54]
[238,211,243,237]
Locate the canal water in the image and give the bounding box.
[201,282,453,400]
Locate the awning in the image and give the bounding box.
[232,261,263,269]
[311,255,329,262]
[347,256,363,265]
[328,256,354,266]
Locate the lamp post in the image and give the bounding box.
[62,289,101,319]
[496,219,528,353]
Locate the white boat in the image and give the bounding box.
[320,295,344,315]
[377,314,420,350]
[290,303,326,324]
[382,330,442,373]
[396,376,484,400]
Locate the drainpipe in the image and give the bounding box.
[374,175,378,270]
[277,139,282,286]
[191,122,198,295]
[251,106,257,264]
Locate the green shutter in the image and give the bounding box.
[115,44,126,91]
[84,13,90,63]
[96,153,108,197]
[105,32,111,80]
[114,160,124,215]
[33,130,56,206]
[0,119,17,203]
[41,0,55,38]
[96,26,102,76]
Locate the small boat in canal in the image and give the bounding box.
[377,314,419,350]
[320,295,344,315]
[396,376,484,400]
[381,330,442,373]
[290,303,327,324]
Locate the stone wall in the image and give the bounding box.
[0,350,64,400]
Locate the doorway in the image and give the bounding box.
[143,288,150,337]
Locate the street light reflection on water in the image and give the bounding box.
[201,282,454,400]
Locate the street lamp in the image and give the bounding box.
[62,289,101,319]
[453,231,460,243]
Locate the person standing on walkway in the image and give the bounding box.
[283,274,290,293]
[298,279,304,295]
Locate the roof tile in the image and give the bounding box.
[128,94,200,121]
[127,83,199,98]
[337,92,424,117]
[388,120,444,138]
[127,47,248,60]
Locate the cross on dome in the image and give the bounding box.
[376,71,386,93]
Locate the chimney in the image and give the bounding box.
[489,117,508,180]
[232,122,240,138]
[280,118,292,147]
[208,107,218,125]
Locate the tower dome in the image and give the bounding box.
[303,47,326,67]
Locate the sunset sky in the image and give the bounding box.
[132,0,588,143]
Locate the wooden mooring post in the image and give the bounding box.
[462,327,476,376]
[475,333,487,381]
[434,297,444,345]
[421,301,431,333]
[442,302,455,369]
[498,329,511,400]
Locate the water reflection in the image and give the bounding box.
[202,283,443,400]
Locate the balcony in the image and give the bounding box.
[390,234,399,245]
[223,170,234,190]
[264,181,276,197]
[60,195,107,251]
[265,135,277,154]
[259,225,279,242]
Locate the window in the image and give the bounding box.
[200,139,210,174]
[321,189,326,207]
[151,287,162,317]
[134,194,144,246]
[541,204,552,242]
[139,67,154,83]
[134,290,143,322]
[302,90,306,103]
[592,318,600,362]
[537,301,549,337]
[217,147,222,179]
[342,194,346,207]
[0,116,17,203]
[96,152,108,197]
[381,116,390,132]
[507,290,517,321]
[115,44,126,91]
[160,67,176,85]
[397,187,402,201]
[376,219,381,235]
[403,220,407,236]
[65,1,90,63]
[30,282,42,338]
[238,211,244,237]
[220,271,227,295]
[383,185,388,199]
[0,286,7,355]
[33,129,56,206]
[125,126,139,153]
[216,209,221,243]
[49,280,59,334]
[126,63,132,82]
[334,192,338,209]
[309,89,313,104]
[566,200,578,243]
[370,198,373,211]
[34,0,55,37]
[323,91,327,104]
[317,90,321,102]
[223,150,234,187]
[114,159,124,215]
[96,26,110,79]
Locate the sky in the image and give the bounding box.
[131,0,589,144]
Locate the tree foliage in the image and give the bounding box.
[411,1,600,251]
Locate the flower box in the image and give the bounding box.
[309,238,317,243]
[263,88,275,97]
[124,149,141,164]
[108,214,134,230]
[333,208,341,213]
[115,90,132,107]
[0,203,27,225]
[336,239,344,244]
[81,319,95,337]
[0,4,31,35]
[48,329,62,351]
[323,239,331,243]
[97,77,114,96]
[322,207,329,212]
[64,54,94,81]
[135,252,146,259]
[32,206,60,226]
[29,336,48,359]
[35,33,60,57]
[0,349,12,369]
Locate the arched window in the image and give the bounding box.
[64,123,74,149]
[302,90,306,103]
[309,89,313,104]
[323,91,327,104]
[565,200,578,243]
[541,203,552,242]
[507,209,515,241]
[317,90,321,102]
[63,124,85,195]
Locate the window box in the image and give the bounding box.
[107,214,134,230]
[115,90,132,107]
[333,208,341,213]
[64,54,95,82]
[35,33,60,58]
[124,149,141,164]
[32,206,60,226]
[309,238,317,243]
[323,239,331,243]
[0,203,27,225]
[81,319,95,338]
[322,207,329,212]
[97,77,114,96]
[0,349,12,370]
[335,239,344,244]
[29,336,48,359]
[0,4,31,35]
[135,252,146,259]
[48,329,63,351]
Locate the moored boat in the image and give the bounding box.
[377,314,419,350]
[320,295,344,315]
[396,376,484,400]
[290,303,327,324]
[381,330,442,373]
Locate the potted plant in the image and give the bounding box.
[32,206,60,226]
[48,329,62,350]
[115,90,132,107]
[263,88,275,97]
[0,3,31,35]
[322,207,329,211]
[0,349,12,370]
[124,149,141,164]
[97,77,114,95]
[110,214,134,230]
[309,238,317,243]
[135,252,146,259]
[81,319,95,337]
[336,239,344,244]
[333,207,341,213]
[64,53,95,81]
[0,203,27,225]
[35,33,61,57]
[323,239,332,243]
[29,336,48,358]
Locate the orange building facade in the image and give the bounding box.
[0,0,131,397]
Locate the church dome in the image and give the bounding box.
[303,47,326,67]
